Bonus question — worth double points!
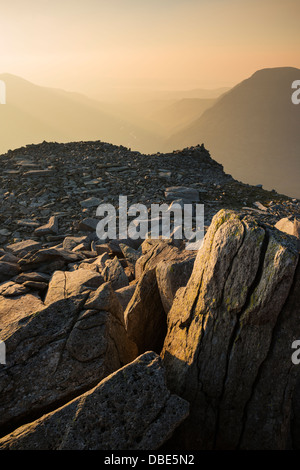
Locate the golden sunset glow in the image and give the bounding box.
[1,0,299,99]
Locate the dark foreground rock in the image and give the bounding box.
[0,352,189,450]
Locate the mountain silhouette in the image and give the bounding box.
[166,67,300,198]
[0,73,163,155]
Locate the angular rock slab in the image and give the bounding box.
[44,269,104,305]
[161,209,300,450]
[0,294,137,437]
[0,352,189,450]
[156,252,196,314]
[102,256,129,290]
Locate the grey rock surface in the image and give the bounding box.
[0,352,189,450]
[161,209,300,450]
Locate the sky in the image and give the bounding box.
[1,0,299,99]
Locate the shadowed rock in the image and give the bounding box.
[0,292,137,437]
[0,352,189,450]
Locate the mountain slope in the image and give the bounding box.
[0,73,163,155]
[166,67,300,198]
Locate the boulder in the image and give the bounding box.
[102,256,129,290]
[119,243,141,269]
[63,236,89,251]
[0,292,44,330]
[0,281,29,297]
[135,239,180,280]
[156,253,196,313]
[18,247,84,273]
[0,293,137,437]
[161,209,300,450]
[6,240,42,258]
[115,284,136,311]
[44,269,104,305]
[34,216,59,236]
[0,352,189,450]
[0,261,20,283]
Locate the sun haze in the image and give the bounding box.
[0,0,299,99]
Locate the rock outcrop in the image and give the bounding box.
[0,352,189,450]
[0,290,137,437]
[1,139,300,450]
[161,209,300,450]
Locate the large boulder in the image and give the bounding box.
[0,352,189,450]
[161,209,300,450]
[0,290,137,437]
[125,239,196,354]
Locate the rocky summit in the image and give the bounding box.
[0,139,300,450]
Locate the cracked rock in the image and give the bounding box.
[0,352,189,450]
[161,209,300,450]
[0,294,137,437]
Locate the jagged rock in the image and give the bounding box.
[45,269,103,305]
[0,352,189,450]
[115,284,136,311]
[102,256,129,290]
[135,239,179,279]
[6,240,42,257]
[95,243,111,255]
[80,197,102,208]
[125,239,195,354]
[63,236,89,251]
[92,252,110,272]
[0,261,20,283]
[14,271,50,284]
[0,294,137,437]
[34,216,59,236]
[0,281,29,297]
[0,252,19,264]
[0,292,44,330]
[107,238,142,257]
[275,217,300,239]
[156,252,196,313]
[18,247,84,273]
[78,218,99,232]
[161,209,300,450]
[119,243,141,269]
[23,280,48,291]
[84,282,138,361]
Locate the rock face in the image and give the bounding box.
[44,269,103,305]
[161,209,300,450]
[0,352,189,450]
[1,138,300,450]
[0,292,137,437]
[124,239,196,354]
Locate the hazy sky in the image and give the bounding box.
[1,0,299,99]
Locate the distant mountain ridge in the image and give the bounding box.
[0,73,163,155]
[166,67,300,198]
